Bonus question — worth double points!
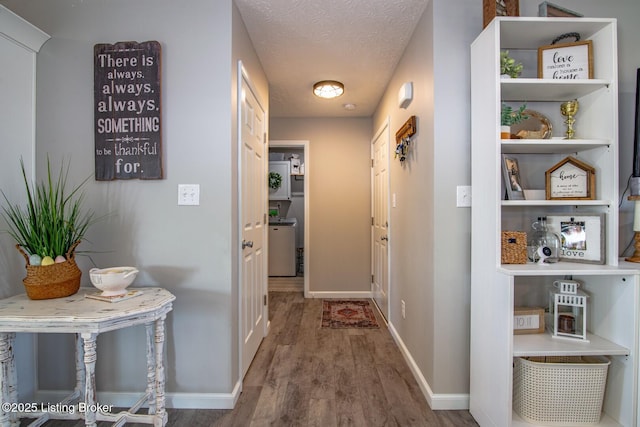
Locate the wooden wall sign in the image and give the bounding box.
[545,156,596,200]
[94,41,163,180]
[538,40,593,79]
[483,0,519,28]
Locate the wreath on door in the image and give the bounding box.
[269,172,283,190]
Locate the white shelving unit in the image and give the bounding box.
[470,17,639,427]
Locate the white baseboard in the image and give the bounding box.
[306,291,373,299]
[36,380,242,410]
[387,322,469,411]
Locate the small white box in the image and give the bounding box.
[290,159,301,174]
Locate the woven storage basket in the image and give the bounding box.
[501,231,527,264]
[17,241,81,300]
[513,356,610,425]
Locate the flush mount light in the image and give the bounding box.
[313,80,344,99]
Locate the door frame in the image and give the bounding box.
[269,140,310,297]
[237,61,268,381]
[371,118,391,319]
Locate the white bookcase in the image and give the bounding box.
[470,18,639,426]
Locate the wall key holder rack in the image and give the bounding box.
[395,115,417,162]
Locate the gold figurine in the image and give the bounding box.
[560,99,579,139]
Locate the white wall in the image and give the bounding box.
[0,0,268,406]
[372,0,481,403]
[0,5,49,402]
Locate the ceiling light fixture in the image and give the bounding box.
[343,103,357,111]
[313,80,344,99]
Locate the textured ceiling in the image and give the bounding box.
[234,0,428,118]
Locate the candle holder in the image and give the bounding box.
[560,99,579,139]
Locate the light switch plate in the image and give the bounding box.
[178,184,200,206]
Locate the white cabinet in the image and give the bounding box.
[470,18,638,426]
[269,161,291,200]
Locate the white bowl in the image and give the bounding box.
[89,267,139,296]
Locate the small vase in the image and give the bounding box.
[501,125,511,139]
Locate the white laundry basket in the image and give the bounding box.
[513,356,610,425]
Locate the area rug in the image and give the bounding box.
[321,300,379,328]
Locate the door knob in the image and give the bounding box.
[242,240,254,249]
[381,236,388,241]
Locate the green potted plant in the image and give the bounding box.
[1,158,96,299]
[501,103,529,139]
[500,50,523,78]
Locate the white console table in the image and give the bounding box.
[0,287,175,427]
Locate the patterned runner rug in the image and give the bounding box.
[321,300,379,328]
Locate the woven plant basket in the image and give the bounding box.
[17,241,82,300]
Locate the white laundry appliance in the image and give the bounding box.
[268,218,297,276]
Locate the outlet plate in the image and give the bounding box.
[178,184,200,206]
[456,185,472,207]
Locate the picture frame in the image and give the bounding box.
[502,155,525,200]
[514,307,545,335]
[483,0,519,28]
[538,40,593,79]
[538,2,583,18]
[546,214,605,264]
[545,156,596,200]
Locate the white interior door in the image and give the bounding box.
[239,64,267,378]
[372,120,390,320]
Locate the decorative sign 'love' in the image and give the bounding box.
[538,40,593,79]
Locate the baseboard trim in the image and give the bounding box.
[306,291,373,299]
[387,322,469,411]
[36,380,242,410]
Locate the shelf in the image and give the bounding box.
[496,17,614,50]
[501,138,610,154]
[499,262,638,276]
[502,199,611,207]
[513,411,622,427]
[501,79,610,101]
[513,331,629,357]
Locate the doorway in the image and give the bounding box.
[268,140,309,300]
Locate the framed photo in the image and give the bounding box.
[546,214,605,264]
[538,40,593,79]
[538,2,583,18]
[546,156,595,200]
[514,307,545,335]
[502,155,525,200]
[483,0,519,28]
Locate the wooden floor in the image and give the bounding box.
[21,291,478,426]
[268,275,304,292]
